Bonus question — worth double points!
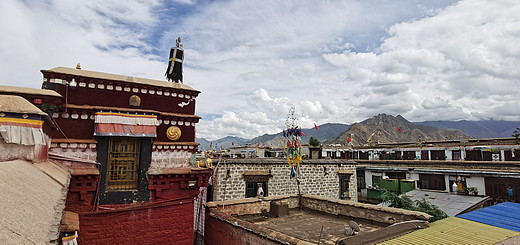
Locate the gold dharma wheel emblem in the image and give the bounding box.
[166,126,182,141]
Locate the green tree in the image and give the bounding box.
[513,127,520,143]
[309,136,320,146]
[380,190,448,222]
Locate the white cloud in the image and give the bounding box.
[0,0,164,88]
[321,0,520,125]
[2,0,519,141]
[196,111,282,141]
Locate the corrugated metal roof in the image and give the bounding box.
[380,217,519,245]
[405,189,489,216]
[457,202,520,232]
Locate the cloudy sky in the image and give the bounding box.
[1,0,519,140]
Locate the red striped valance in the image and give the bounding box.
[94,112,157,137]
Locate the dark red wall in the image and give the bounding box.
[65,171,212,244]
[78,201,195,245]
[49,115,196,142]
[204,213,278,245]
[66,175,99,213]
[42,71,199,142]
[49,117,95,139]
[42,71,199,115]
[156,123,196,143]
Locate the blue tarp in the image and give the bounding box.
[457,202,520,232]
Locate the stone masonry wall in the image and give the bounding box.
[204,194,429,245]
[214,160,357,202]
[49,147,97,161]
[150,149,192,169]
[0,141,35,162]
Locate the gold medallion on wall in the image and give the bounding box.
[129,95,141,106]
[166,126,182,141]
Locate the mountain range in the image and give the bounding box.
[196,114,520,150]
[329,114,470,146]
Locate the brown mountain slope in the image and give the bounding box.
[329,114,470,146]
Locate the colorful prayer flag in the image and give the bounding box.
[314,123,319,130]
[397,127,402,132]
[301,132,306,136]
[347,137,351,142]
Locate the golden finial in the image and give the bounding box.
[76,63,81,69]
[176,37,181,47]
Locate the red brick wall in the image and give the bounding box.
[78,200,195,245]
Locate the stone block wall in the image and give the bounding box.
[207,195,298,217]
[300,195,431,225]
[214,159,357,202]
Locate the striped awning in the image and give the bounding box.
[94,112,157,137]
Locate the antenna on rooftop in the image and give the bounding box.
[345,220,361,236]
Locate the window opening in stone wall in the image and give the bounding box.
[245,180,268,198]
[421,150,429,160]
[356,169,365,192]
[339,175,351,200]
[372,175,382,188]
[485,177,520,203]
[452,150,461,160]
[430,150,445,160]
[418,174,446,191]
[449,175,467,193]
[107,138,140,190]
[465,150,482,161]
[482,151,493,161]
[402,151,416,160]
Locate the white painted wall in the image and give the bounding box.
[364,170,383,188]
[365,170,373,187]
[415,150,421,160]
[445,150,452,160]
[466,176,486,195]
[409,173,420,182]
[444,175,450,191]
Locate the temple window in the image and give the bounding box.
[107,138,140,190]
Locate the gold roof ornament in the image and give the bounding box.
[76,63,81,70]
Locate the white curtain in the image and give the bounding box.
[0,125,46,145]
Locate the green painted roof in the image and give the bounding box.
[380,217,520,245]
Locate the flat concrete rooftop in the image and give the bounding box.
[205,194,431,245]
[243,209,381,244]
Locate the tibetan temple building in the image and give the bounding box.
[1,64,212,244]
